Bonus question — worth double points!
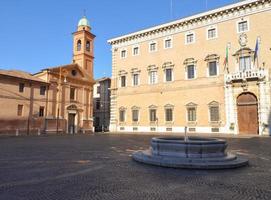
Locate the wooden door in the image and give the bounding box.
[237,93,258,135]
[68,113,76,134]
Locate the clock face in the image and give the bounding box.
[71,70,77,76]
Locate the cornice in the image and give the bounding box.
[108,0,271,47]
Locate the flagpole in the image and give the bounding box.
[257,36,260,69]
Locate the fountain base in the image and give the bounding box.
[132,137,248,169]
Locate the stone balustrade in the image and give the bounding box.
[225,68,266,83]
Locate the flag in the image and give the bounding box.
[223,45,229,73]
[254,37,259,63]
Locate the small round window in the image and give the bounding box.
[71,70,77,76]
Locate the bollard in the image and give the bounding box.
[83,129,85,134]
[16,129,19,136]
[37,128,40,136]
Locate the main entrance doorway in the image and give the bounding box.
[68,113,76,134]
[237,92,259,135]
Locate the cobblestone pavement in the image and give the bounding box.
[0,134,271,200]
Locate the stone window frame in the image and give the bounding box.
[120,48,127,59]
[184,58,197,80]
[164,104,174,123]
[118,70,128,88]
[17,104,24,117]
[162,62,174,82]
[233,47,254,72]
[236,17,250,34]
[185,31,196,45]
[149,105,158,124]
[147,65,159,85]
[164,36,173,49]
[186,102,197,125]
[206,25,218,40]
[208,101,220,124]
[204,54,220,77]
[132,45,140,56]
[131,106,140,124]
[130,68,141,86]
[149,40,158,53]
[119,106,127,123]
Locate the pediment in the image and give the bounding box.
[46,64,92,82]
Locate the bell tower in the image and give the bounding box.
[72,16,95,78]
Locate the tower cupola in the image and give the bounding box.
[77,16,91,31]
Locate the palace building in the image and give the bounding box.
[108,0,271,135]
[0,16,95,135]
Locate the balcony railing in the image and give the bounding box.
[225,68,266,83]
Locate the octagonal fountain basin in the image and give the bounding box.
[132,137,248,169]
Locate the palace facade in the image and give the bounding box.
[0,16,95,135]
[108,0,271,135]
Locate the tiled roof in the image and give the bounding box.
[0,69,48,83]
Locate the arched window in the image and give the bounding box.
[77,40,82,51]
[86,41,90,51]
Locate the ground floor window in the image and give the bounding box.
[17,104,23,116]
[119,110,125,122]
[149,109,157,122]
[209,101,220,122]
[187,107,196,122]
[132,110,139,122]
[165,108,173,122]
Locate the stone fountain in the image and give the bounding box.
[132,132,248,169]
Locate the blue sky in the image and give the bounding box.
[0,0,237,79]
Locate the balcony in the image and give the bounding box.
[225,68,266,83]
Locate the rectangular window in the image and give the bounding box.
[149,71,157,84]
[133,74,139,86]
[210,106,219,122]
[165,108,173,122]
[165,39,172,48]
[120,76,126,87]
[238,21,248,33]
[133,47,139,55]
[39,106,44,117]
[187,107,196,122]
[119,110,125,122]
[132,110,139,122]
[17,104,23,116]
[121,50,126,58]
[186,34,194,44]
[150,43,156,52]
[96,100,100,110]
[40,86,46,95]
[165,68,173,82]
[70,87,76,100]
[208,28,216,39]
[208,61,217,76]
[19,83,25,93]
[187,65,195,79]
[239,56,251,71]
[149,109,157,122]
[97,86,101,94]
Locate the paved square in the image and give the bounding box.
[0,134,271,200]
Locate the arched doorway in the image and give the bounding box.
[237,92,258,135]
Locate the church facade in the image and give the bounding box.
[108,0,271,136]
[0,16,95,135]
